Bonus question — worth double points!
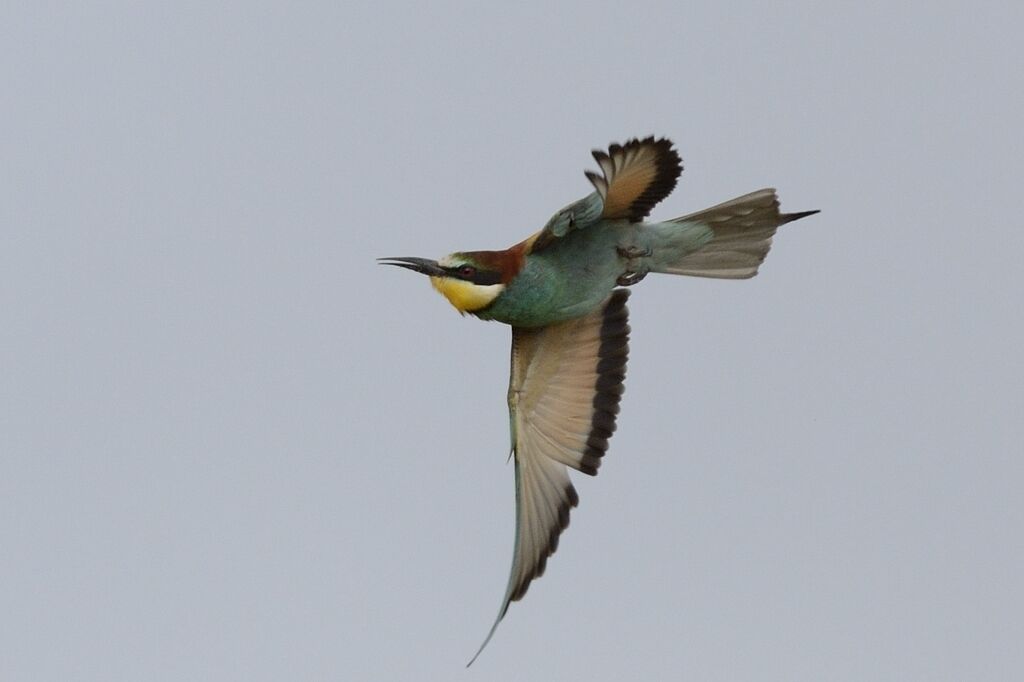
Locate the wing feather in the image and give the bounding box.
[467,290,630,665]
[530,137,683,253]
[587,137,682,222]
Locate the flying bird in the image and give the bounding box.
[380,137,818,664]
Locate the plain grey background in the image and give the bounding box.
[3,1,1022,680]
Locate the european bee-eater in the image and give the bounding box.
[380,137,818,664]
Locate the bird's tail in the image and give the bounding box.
[650,188,818,280]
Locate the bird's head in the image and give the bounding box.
[379,251,511,315]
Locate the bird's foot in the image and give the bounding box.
[617,244,651,286]
[617,270,648,286]
[616,245,652,259]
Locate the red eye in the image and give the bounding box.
[458,265,476,278]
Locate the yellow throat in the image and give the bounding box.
[430,276,505,314]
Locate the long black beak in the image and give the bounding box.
[377,256,446,277]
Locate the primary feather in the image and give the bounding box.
[468,290,630,666]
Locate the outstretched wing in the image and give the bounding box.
[530,137,683,252]
[468,290,631,666]
[586,137,682,222]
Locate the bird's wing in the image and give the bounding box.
[468,290,630,666]
[586,137,682,222]
[529,137,682,252]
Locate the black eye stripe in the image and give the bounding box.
[445,266,502,286]
[472,271,503,285]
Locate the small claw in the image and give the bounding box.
[617,271,648,286]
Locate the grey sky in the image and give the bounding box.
[3,1,1022,680]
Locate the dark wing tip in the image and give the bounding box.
[592,137,682,223]
[469,477,579,666]
[579,290,631,476]
[508,480,580,603]
[629,137,683,222]
[586,137,684,222]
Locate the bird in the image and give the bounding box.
[380,136,818,665]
